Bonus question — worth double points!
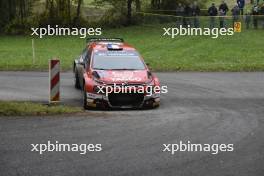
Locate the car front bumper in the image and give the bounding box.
[85,92,160,109]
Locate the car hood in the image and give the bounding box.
[95,70,149,84]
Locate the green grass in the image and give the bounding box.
[0,101,82,116]
[0,25,264,71]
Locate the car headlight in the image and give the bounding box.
[146,71,154,85]
[93,78,104,85]
[92,71,104,84]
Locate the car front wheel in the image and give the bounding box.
[74,68,81,89]
[83,86,89,110]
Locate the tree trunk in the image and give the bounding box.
[46,0,49,10]
[49,0,54,18]
[19,0,25,23]
[58,0,64,17]
[127,0,132,25]
[8,0,12,20]
[76,0,81,19]
[67,0,71,24]
[135,0,141,12]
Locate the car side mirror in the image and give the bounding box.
[79,62,85,66]
[146,63,152,70]
[79,57,85,66]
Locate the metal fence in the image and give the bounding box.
[136,12,264,30]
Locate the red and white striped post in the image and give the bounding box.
[49,59,60,103]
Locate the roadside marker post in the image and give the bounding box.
[32,39,36,65]
[49,59,60,104]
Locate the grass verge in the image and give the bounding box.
[0,101,82,116]
[0,25,264,71]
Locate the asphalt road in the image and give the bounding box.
[0,72,264,176]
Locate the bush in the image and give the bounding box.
[97,8,127,28]
[4,18,37,35]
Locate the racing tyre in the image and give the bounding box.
[83,87,89,110]
[74,69,81,89]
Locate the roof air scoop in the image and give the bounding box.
[107,44,123,51]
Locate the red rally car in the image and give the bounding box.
[73,38,160,109]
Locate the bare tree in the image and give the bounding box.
[76,0,82,19]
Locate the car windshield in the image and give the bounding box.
[92,51,145,70]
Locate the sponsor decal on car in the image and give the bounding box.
[111,71,142,82]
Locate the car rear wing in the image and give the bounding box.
[86,38,124,43]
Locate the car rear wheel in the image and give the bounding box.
[74,68,81,89]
